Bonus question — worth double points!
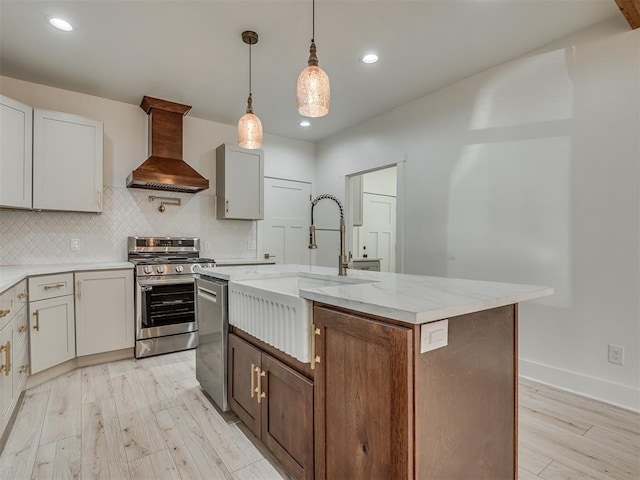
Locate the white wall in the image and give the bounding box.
[316,19,640,410]
[0,76,315,263]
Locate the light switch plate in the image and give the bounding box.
[420,319,448,353]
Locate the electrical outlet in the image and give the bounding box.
[247,239,256,250]
[608,344,624,366]
[70,238,80,251]
[204,240,211,251]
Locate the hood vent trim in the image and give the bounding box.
[126,96,209,194]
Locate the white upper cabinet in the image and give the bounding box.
[0,95,33,209]
[216,143,264,220]
[33,109,103,213]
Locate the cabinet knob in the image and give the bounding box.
[0,309,9,318]
[18,325,27,333]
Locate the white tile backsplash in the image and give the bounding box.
[0,186,256,265]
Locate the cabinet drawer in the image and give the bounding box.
[29,273,74,301]
[352,260,381,271]
[13,342,29,398]
[0,286,14,330]
[13,280,28,306]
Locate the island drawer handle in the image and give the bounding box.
[0,309,9,318]
[44,283,65,290]
[17,292,28,300]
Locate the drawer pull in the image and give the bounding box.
[18,364,28,374]
[44,283,65,290]
[17,292,28,300]
[310,324,321,370]
[18,325,27,333]
[0,309,9,318]
[256,367,266,404]
[250,363,256,399]
[0,341,11,376]
[32,310,40,331]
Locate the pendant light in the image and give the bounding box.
[238,30,263,149]
[296,0,330,118]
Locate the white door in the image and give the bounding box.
[358,193,396,272]
[30,295,76,374]
[260,178,312,265]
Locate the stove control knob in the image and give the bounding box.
[156,266,165,274]
[143,266,153,275]
[175,265,184,273]
[192,264,201,271]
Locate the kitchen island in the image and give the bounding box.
[199,264,552,480]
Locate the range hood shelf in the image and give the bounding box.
[127,96,209,193]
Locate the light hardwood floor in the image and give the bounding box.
[1,350,638,479]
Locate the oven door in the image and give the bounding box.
[136,275,197,339]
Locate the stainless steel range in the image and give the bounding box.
[128,237,214,358]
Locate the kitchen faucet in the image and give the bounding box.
[308,194,353,276]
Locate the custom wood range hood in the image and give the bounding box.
[126,96,209,193]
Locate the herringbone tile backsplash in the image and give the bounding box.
[0,186,255,265]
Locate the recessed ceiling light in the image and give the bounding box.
[299,121,311,127]
[362,53,379,64]
[49,18,73,31]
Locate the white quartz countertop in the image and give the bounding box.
[0,262,133,293]
[214,258,277,266]
[199,264,553,324]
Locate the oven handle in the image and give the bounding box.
[136,276,195,287]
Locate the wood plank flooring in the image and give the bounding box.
[1,351,638,479]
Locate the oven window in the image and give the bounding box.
[141,283,195,328]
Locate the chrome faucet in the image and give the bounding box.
[309,194,353,276]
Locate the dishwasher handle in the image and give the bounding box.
[197,286,218,303]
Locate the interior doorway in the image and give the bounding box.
[346,166,398,273]
[258,177,312,265]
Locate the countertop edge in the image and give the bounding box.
[0,262,134,293]
[200,264,554,325]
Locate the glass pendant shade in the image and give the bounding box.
[238,110,263,150]
[238,31,262,149]
[296,64,330,118]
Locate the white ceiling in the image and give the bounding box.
[0,1,621,142]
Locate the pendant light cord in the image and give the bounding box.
[312,0,315,42]
[249,42,252,96]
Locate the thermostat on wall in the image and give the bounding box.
[420,319,448,353]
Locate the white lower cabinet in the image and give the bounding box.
[75,269,134,356]
[0,319,13,428]
[0,287,28,435]
[28,274,76,375]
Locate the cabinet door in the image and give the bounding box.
[228,333,262,436]
[216,144,264,220]
[30,295,75,374]
[0,322,13,425]
[313,305,413,480]
[0,95,32,209]
[75,270,134,356]
[261,353,314,480]
[33,109,103,213]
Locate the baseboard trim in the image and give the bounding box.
[519,358,640,412]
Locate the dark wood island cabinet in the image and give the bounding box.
[313,302,518,480]
[228,332,314,480]
[229,302,518,480]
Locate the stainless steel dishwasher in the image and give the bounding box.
[195,276,229,411]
